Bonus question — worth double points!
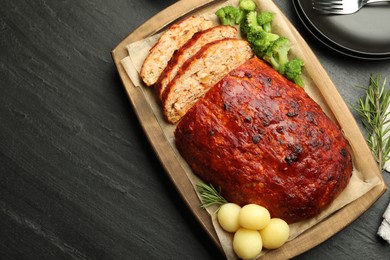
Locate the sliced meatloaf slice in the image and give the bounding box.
[162,38,254,124]
[140,16,213,87]
[155,25,238,100]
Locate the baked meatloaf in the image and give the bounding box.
[163,38,253,124]
[175,57,352,223]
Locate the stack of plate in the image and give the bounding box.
[292,0,390,60]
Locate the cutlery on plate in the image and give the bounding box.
[312,0,390,14]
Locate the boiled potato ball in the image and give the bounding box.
[239,204,271,230]
[216,202,289,257]
[233,228,262,259]
[260,218,290,249]
[217,203,241,232]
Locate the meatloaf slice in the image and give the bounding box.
[140,16,213,87]
[162,38,254,124]
[155,25,238,100]
[175,57,353,223]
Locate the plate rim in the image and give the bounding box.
[292,0,390,60]
[112,0,388,258]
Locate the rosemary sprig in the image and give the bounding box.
[196,183,227,209]
[353,74,390,171]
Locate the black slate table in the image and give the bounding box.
[1,1,390,259]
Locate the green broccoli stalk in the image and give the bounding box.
[215,6,245,26]
[247,30,280,57]
[239,0,257,11]
[282,58,305,87]
[262,37,291,72]
[257,11,274,33]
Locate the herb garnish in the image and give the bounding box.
[196,183,227,209]
[353,74,390,171]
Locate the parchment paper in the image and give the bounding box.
[120,0,382,259]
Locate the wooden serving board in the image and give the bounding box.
[111,0,387,258]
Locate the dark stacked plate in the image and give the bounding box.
[292,0,390,60]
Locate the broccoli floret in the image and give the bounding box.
[246,11,263,32]
[239,0,257,11]
[247,30,280,57]
[240,10,276,37]
[257,11,274,33]
[215,6,245,26]
[240,11,262,36]
[282,58,305,87]
[262,37,291,72]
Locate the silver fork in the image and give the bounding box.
[312,0,390,14]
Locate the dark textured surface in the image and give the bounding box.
[0,0,389,259]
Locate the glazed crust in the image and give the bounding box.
[175,57,352,223]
